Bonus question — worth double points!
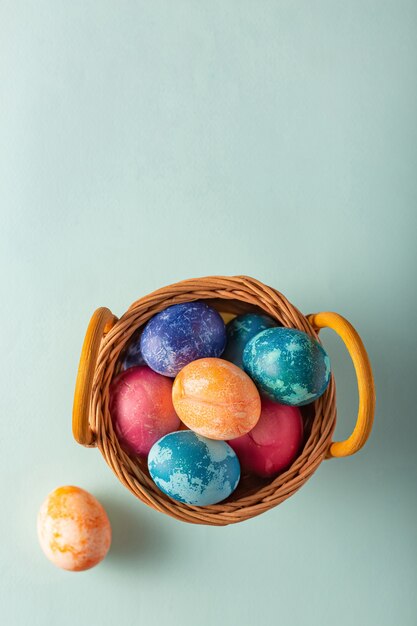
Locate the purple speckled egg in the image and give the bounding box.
[140,301,226,377]
[119,327,146,371]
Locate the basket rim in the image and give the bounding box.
[91,275,337,525]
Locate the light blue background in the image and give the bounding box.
[1,2,416,625]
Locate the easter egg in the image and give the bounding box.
[148,431,240,505]
[172,357,261,440]
[243,327,331,406]
[37,486,111,571]
[228,399,303,477]
[109,366,180,456]
[223,313,277,368]
[119,327,145,371]
[140,301,226,377]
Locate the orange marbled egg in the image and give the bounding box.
[37,486,111,571]
[172,358,261,440]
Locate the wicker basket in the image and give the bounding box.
[72,276,375,526]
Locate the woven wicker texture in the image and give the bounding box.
[90,276,337,525]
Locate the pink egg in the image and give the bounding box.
[228,399,303,477]
[109,366,180,456]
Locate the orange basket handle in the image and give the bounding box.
[72,307,117,447]
[307,312,375,459]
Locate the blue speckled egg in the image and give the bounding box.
[223,313,278,368]
[148,431,240,506]
[140,301,226,377]
[243,327,331,406]
[119,328,146,371]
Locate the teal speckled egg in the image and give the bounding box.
[223,313,277,368]
[148,431,240,506]
[242,327,331,406]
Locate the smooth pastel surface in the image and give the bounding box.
[172,358,261,439]
[119,328,146,371]
[109,366,180,456]
[37,486,111,571]
[148,431,240,505]
[140,301,227,377]
[243,328,331,406]
[223,313,278,368]
[228,399,303,477]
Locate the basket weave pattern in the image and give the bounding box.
[90,276,337,525]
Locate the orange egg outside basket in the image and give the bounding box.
[72,276,375,526]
